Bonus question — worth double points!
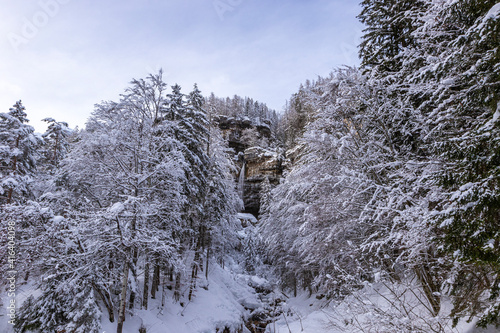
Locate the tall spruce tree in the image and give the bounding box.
[41,118,72,168]
[0,101,42,204]
[358,0,428,75]
[421,1,500,326]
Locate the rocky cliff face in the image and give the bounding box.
[241,147,283,216]
[216,115,272,153]
[214,115,283,217]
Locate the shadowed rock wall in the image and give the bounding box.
[214,116,283,217]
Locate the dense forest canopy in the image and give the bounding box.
[261,0,500,330]
[1,1,500,332]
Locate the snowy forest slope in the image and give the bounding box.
[260,0,500,331]
[1,0,500,332]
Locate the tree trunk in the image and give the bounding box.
[174,271,181,302]
[168,265,174,282]
[189,249,200,301]
[93,283,114,323]
[129,287,136,309]
[415,264,441,316]
[161,273,167,308]
[143,262,150,310]
[53,132,59,165]
[129,249,138,310]
[7,188,13,204]
[117,262,129,333]
[293,275,297,298]
[205,234,211,280]
[7,135,20,204]
[155,264,160,292]
[151,262,160,299]
[205,246,210,280]
[128,200,139,309]
[165,264,174,290]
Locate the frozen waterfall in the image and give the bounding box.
[238,162,245,209]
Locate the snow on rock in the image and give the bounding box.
[267,292,334,333]
[237,229,248,239]
[237,213,258,226]
[1,177,18,187]
[231,274,271,309]
[107,201,125,215]
[493,101,500,123]
[52,215,64,223]
[250,276,268,287]
[484,3,500,21]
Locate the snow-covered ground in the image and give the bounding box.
[100,263,256,333]
[2,266,499,332]
[269,287,498,333]
[1,220,498,333]
[0,262,260,333]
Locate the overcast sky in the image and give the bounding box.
[0,0,363,132]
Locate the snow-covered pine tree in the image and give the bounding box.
[159,83,209,302]
[416,0,500,326]
[41,118,72,168]
[262,64,450,329]
[0,101,42,204]
[355,0,500,325]
[2,200,103,332]
[166,84,210,224]
[358,0,428,75]
[202,115,240,268]
[185,83,211,300]
[16,280,101,333]
[356,0,459,318]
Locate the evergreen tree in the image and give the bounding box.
[358,0,428,74]
[420,1,500,325]
[163,83,211,250]
[0,101,42,204]
[16,277,101,333]
[41,118,71,168]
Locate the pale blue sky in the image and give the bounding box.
[0,0,363,132]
